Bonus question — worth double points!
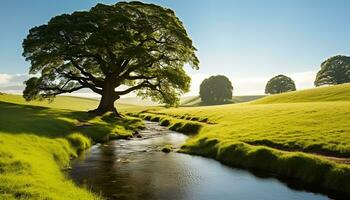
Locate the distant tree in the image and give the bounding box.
[22,2,199,116]
[265,75,296,94]
[314,55,350,86]
[199,75,233,104]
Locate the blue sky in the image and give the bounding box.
[1,0,350,95]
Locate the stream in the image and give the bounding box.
[69,121,332,200]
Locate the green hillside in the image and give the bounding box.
[2,84,350,197]
[252,83,350,104]
[137,85,350,195]
[0,94,99,111]
[0,93,145,113]
[180,95,265,106]
[180,96,201,106]
[232,95,266,103]
[0,94,144,199]
[117,97,159,106]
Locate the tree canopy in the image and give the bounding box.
[22,1,199,115]
[314,55,350,87]
[199,75,233,105]
[265,75,296,94]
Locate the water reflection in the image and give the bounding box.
[69,122,331,200]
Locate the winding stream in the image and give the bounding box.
[69,121,331,200]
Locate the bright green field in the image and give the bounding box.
[156,101,350,156]
[253,83,350,104]
[151,84,350,157]
[1,83,350,198]
[180,95,265,106]
[138,84,350,195]
[0,94,145,113]
[0,94,144,199]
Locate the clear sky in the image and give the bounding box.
[1,0,350,96]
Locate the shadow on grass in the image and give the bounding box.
[0,101,112,141]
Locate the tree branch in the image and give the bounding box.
[118,59,156,80]
[74,77,103,95]
[69,59,103,87]
[40,85,85,97]
[114,80,162,96]
[61,32,108,73]
[126,75,157,80]
[115,81,149,96]
[71,53,109,74]
[54,68,103,95]
[116,59,130,75]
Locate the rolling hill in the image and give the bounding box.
[180,95,265,106]
[138,84,350,195]
[0,93,144,199]
[253,83,350,104]
[2,84,350,197]
[0,93,147,113]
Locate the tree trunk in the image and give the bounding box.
[89,76,121,117]
[95,93,119,115]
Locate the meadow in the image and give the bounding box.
[179,95,265,106]
[0,94,143,199]
[136,83,350,196]
[1,84,350,198]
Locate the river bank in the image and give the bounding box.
[0,98,144,200]
[69,121,331,200]
[135,112,350,198]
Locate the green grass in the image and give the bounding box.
[180,96,202,106]
[232,95,266,103]
[180,139,350,195]
[135,84,350,196]
[0,93,149,113]
[138,113,203,135]
[148,89,350,157]
[0,94,144,199]
[0,94,99,111]
[253,83,350,104]
[0,134,100,200]
[2,83,350,198]
[180,95,265,106]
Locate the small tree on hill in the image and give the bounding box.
[314,55,350,86]
[199,75,233,104]
[22,2,199,116]
[265,75,296,94]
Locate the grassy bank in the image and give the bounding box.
[134,84,350,196]
[180,138,350,196]
[0,94,144,199]
[136,112,204,135]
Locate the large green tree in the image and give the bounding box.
[199,75,233,105]
[22,1,199,116]
[314,55,350,86]
[265,74,296,94]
